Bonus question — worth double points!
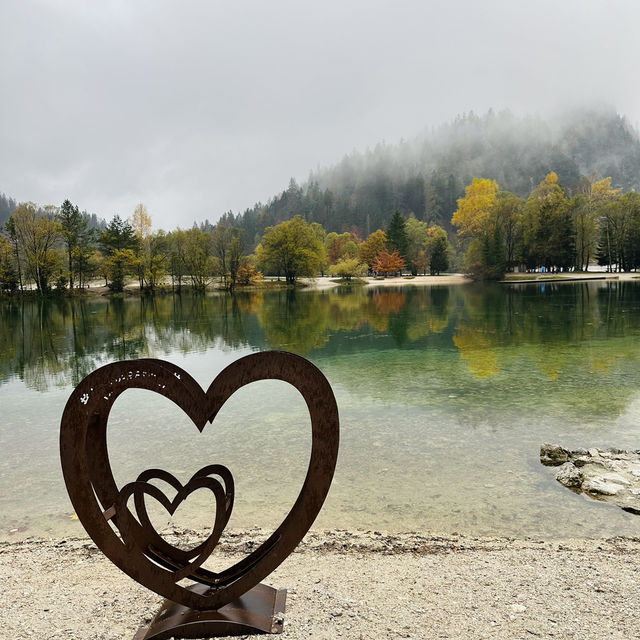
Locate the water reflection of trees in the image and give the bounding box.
[317,281,640,418]
[0,286,458,390]
[452,281,640,381]
[2,282,640,396]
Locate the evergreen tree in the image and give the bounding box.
[522,173,575,271]
[0,235,18,291]
[386,210,409,259]
[481,227,507,279]
[0,193,17,228]
[99,216,139,255]
[425,225,451,275]
[58,199,88,289]
[4,216,23,291]
[99,216,139,291]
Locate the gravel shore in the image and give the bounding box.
[2,529,640,639]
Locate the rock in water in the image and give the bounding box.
[555,462,583,489]
[540,443,570,466]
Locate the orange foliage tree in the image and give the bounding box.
[372,249,406,275]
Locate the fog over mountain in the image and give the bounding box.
[1,1,640,229]
[221,107,640,245]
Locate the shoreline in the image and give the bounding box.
[306,271,637,290]
[3,529,640,639]
[305,274,470,289]
[3,271,637,298]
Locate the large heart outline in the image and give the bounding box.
[60,351,339,610]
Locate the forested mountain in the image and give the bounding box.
[0,193,17,228]
[226,108,640,247]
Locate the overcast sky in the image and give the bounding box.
[1,0,639,230]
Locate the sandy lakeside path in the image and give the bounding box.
[301,274,470,289]
[361,274,470,287]
[300,272,637,290]
[2,529,640,639]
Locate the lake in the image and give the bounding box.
[1,280,640,541]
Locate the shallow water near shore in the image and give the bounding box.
[1,280,640,540]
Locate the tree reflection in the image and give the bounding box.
[451,281,640,383]
[1,282,640,407]
[258,289,330,353]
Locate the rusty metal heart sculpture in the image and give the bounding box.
[60,351,339,614]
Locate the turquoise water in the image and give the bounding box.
[1,281,640,540]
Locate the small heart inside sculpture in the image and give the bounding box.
[114,466,234,580]
[138,484,218,551]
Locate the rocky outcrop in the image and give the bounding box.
[540,443,570,466]
[554,462,583,488]
[540,444,640,515]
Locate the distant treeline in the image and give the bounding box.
[451,172,640,279]
[2,167,640,296]
[0,198,451,294]
[0,193,17,229]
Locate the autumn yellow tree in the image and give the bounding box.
[451,178,504,279]
[358,230,387,269]
[129,203,156,289]
[451,178,499,238]
[130,203,152,239]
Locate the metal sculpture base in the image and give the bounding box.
[134,583,287,639]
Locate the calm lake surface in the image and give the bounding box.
[1,280,640,541]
